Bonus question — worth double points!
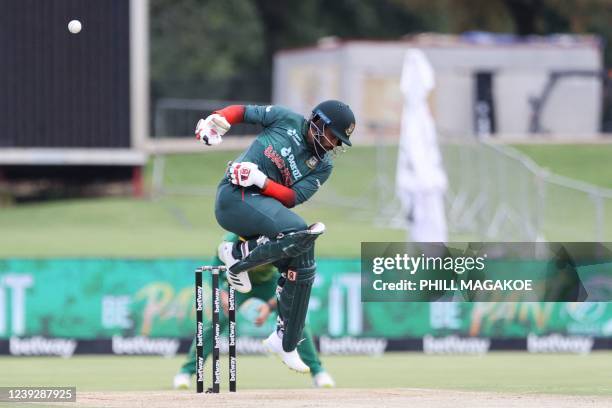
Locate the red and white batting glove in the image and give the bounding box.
[195,114,231,146]
[229,162,267,188]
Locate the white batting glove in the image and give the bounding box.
[229,162,267,188]
[195,114,231,146]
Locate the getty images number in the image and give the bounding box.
[8,388,73,400]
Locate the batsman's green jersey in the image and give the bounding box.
[230,105,333,205]
[214,105,325,353]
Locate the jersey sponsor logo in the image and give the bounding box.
[280,147,303,180]
[306,156,319,169]
[287,128,301,145]
[264,145,292,186]
[315,178,321,188]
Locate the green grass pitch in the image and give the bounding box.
[1,143,612,258]
[0,353,610,395]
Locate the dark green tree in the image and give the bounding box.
[150,0,612,104]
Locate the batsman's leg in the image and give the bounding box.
[228,222,324,274]
[215,182,323,292]
[276,246,317,352]
[297,326,323,375]
[262,244,318,373]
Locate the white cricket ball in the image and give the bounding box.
[68,20,82,34]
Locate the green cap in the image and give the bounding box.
[312,100,355,146]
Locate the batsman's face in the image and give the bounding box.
[319,129,339,150]
[308,119,340,152]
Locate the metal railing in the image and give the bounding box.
[444,140,612,242]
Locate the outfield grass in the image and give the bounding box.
[511,143,612,241]
[0,147,404,258]
[0,353,610,395]
[1,144,611,257]
[513,144,612,190]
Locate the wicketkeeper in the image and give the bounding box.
[194,101,355,372]
[173,233,335,389]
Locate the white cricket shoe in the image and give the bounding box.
[313,371,335,388]
[173,373,191,390]
[262,331,310,374]
[218,241,252,293]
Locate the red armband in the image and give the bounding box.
[214,105,245,125]
[262,180,296,208]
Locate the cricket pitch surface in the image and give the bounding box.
[53,388,612,408]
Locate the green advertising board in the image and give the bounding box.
[0,259,611,340]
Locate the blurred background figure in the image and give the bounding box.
[396,49,448,242]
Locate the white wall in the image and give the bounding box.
[273,37,602,141]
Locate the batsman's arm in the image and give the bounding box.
[260,162,332,208]
[243,105,291,127]
[197,103,284,145]
[213,105,245,124]
[261,180,296,208]
[194,106,238,145]
[207,104,287,136]
[289,163,332,205]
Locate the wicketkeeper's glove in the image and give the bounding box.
[195,114,231,146]
[228,162,267,188]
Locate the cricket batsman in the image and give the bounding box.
[194,101,355,372]
[173,233,335,389]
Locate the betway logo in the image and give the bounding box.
[280,147,302,179]
[216,336,267,354]
[197,356,204,382]
[527,334,593,354]
[229,356,237,381]
[214,360,221,385]
[196,286,203,312]
[423,335,490,355]
[319,336,387,355]
[10,336,77,357]
[112,336,179,357]
[196,321,203,347]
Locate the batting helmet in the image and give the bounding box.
[311,100,355,146]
